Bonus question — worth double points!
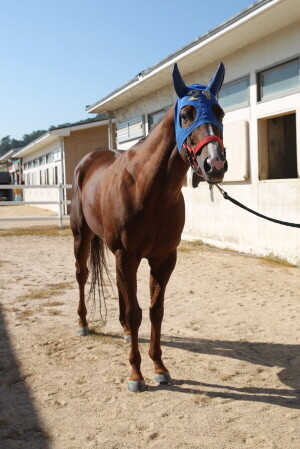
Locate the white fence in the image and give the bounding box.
[0,184,72,228]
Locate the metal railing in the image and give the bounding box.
[0,184,72,228]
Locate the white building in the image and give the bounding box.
[15,119,115,212]
[87,0,300,264]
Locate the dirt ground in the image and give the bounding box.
[0,214,300,448]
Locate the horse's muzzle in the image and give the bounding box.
[205,167,225,184]
[202,153,228,184]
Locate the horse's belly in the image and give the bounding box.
[119,206,185,259]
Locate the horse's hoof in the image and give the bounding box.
[77,326,90,336]
[128,380,147,393]
[123,334,131,343]
[155,372,173,385]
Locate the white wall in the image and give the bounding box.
[198,20,300,265]
[115,20,300,264]
[23,140,62,213]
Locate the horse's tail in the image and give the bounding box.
[88,235,113,324]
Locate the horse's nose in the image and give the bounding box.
[204,164,224,183]
[204,142,226,173]
[204,152,225,182]
[206,155,225,172]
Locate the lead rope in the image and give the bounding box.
[215,184,300,228]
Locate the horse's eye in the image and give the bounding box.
[180,113,188,123]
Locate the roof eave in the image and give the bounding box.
[86,0,289,114]
[50,118,115,137]
[13,119,116,158]
[14,133,59,158]
[0,149,15,162]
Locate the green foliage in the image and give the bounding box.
[0,136,12,155]
[49,114,107,130]
[0,131,46,157]
[22,130,47,146]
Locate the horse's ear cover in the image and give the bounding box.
[207,62,225,96]
[172,62,225,152]
[172,63,189,98]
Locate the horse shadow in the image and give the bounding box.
[0,307,50,448]
[149,335,300,409]
[95,330,300,408]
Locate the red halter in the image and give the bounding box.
[183,135,225,175]
[183,135,224,156]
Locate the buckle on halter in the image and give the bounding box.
[185,146,202,176]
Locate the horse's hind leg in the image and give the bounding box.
[148,250,177,385]
[71,220,94,336]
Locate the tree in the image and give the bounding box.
[22,131,46,146]
[0,136,13,157]
[0,131,46,158]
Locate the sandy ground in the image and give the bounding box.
[0,215,300,448]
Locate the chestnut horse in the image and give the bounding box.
[70,62,227,392]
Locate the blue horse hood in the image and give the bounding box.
[172,62,225,152]
[174,84,223,152]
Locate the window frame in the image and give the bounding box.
[116,116,145,144]
[148,107,167,131]
[218,75,250,112]
[257,57,300,103]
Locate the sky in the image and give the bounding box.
[1,0,255,140]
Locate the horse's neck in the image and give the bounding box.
[128,107,188,196]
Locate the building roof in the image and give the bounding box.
[49,117,113,137]
[15,117,113,158]
[0,148,23,163]
[49,115,107,132]
[86,0,300,114]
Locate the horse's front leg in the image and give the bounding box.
[148,250,177,385]
[115,249,145,392]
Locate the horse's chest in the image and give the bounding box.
[99,175,185,256]
[119,201,184,257]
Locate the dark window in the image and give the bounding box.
[260,113,297,180]
[54,166,58,184]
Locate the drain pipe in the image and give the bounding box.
[60,137,66,216]
[108,112,114,149]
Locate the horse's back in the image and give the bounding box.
[73,148,123,189]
